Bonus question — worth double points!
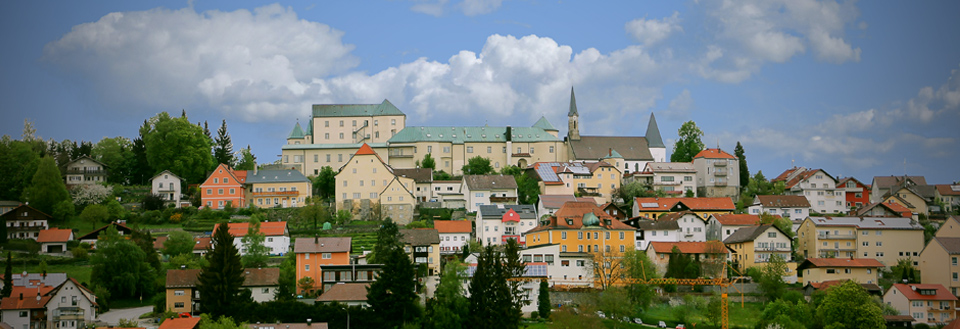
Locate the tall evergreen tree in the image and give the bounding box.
[198,223,246,318]
[2,252,12,298]
[369,219,402,264]
[468,245,521,329]
[22,156,70,215]
[366,233,420,327]
[126,137,152,185]
[735,141,749,191]
[537,280,550,320]
[214,120,236,167]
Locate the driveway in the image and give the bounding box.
[98,306,153,326]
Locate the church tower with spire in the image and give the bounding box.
[645,113,666,162]
[567,87,580,141]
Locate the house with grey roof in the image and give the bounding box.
[475,204,538,247]
[462,175,519,213]
[400,229,441,276]
[245,168,313,208]
[871,175,927,203]
[748,195,812,219]
[393,168,433,202]
[622,217,680,250]
[152,170,186,208]
[627,162,698,196]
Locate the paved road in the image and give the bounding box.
[98,306,153,326]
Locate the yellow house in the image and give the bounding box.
[526,161,622,204]
[245,169,313,208]
[723,225,796,281]
[883,191,928,217]
[796,258,883,284]
[920,217,960,297]
[796,216,924,267]
[632,197,735,220]
[884,283,958,325]
[524,201,635,255]
[335,143,416,223]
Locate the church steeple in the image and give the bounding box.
[568,87,580,141]
[645,113,664,148]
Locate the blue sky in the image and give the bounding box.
[1,0,958,184]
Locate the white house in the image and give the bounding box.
[706,214,763,242]
[748,195,811,220]
[519,243,593,287]
[659,211,707,242]
[632,162,698,196]
[434,220,472,254]
[0,278,98,329]
[152,170,185,208]
[475,205,538,246]
[242,268,281,303]
[622,217,681,250]
[213,221,290,255]
[773,167,846,214]
[463,175,519,213]
[538,195,594,217]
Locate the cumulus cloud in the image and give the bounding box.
[695,0,862,82]
[42,4,357,121]
[663,89,693,120]
[625,12,682,46]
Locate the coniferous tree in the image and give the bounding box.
[735,141,749,191]
[538,280,550,320]
[22,156,70,216]
[214,119,236,167]
[235,145,257,170]
[366,227,420,327]
[198,223,246,319]
[2,252,12,298]
[369,219,402,264]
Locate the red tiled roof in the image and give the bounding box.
[891,284,958,301]
[316,283,370,303]
[37,228,73,243]
[711,214,764,226]
[937,185,960,196]
[166,269,201,288]
[434,220,471,234]
[648,241,729,254]
[527,202,633,233]
[213,221,287,237]
[634,197,735,212]
[801,258,884,268]
[194,237,211,251]
[693,148,736,159]
[657,211,704,223]
[355,143,377,155]
[0,286,55,310]
[159,317,201,329]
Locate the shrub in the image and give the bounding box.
[71,246,89,260]
[531,311,539,319]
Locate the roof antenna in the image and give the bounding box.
[791,158,795,168]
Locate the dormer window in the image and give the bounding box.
[566,219,573,225]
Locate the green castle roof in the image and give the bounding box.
[288,122,306,139]
[532,116,557,131]
[312,99,404,117]
[603,149,624,159]
[388,126,560,144]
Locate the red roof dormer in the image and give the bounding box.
[502,208,520,222]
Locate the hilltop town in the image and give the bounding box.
[1,89,959,329]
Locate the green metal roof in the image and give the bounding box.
[281,142,388,150]
[305,118,314,136]
[532,116,557,131]
[388,126,560,144]
[288,122,306,139]
[603,149,624,159]
[568,87,578,117]
[312,99,405,117]
[645,113,665,148]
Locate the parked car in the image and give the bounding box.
[658,321,667,328]
[634,318,643,325]
[676,324,686,329]
[596,311,606,318]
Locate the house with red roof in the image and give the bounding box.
[645,241,730,277]
[884,283,958,325]
[936,185,960,213]
[434,220,472,254]
[158,316,201,329]
[524,202,635,257]
[705,214,764,241]
[475,205,538,246]
[856,201,913,218]
[212,221,289,255]
[0,278,98,329]
[632,197,735,220]
[796,258,884,285]
[37,228,74,254]
[692,148,740,200]
[773,167,846,214]
[200,163,247,209]
[334,143,416,224]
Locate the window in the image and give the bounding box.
[487,146,492,153]
[174,302,185,308]
[561,232,567,239]
[19,311,27,317]
[218,188,224,195]
[305,265,310,271]
[826,269,836,274]
[578,232,583,239]
[620,232,625,239]
[467,146,473,153]
[549,146,554,153]
[768,232,776,238]
[322,253,332,259]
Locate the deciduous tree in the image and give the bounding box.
[241,215,269,268]
[670,121,704,163]
[421,153,436,170]
[91,136,132,184]
[90,226,157,298]
[462,156,493,175]
[0,137,41,201]
[80,204,109,230]
[21,156,70,216]
[313,166,336,199]
[815,280,885,329]
[164,230,196,257]
[234,145,256,170]
[141,112,214,184]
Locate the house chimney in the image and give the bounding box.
[315,234,318,244]
[19,293,22,300]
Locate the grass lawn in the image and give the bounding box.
[640,301,764,329]
[525,319,647,329]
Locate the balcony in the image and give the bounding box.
[654,181,682,186]
[251,190,299,197]
[7,224,48,232]
[817,233,856,239]
[754,246,792,252]
[714,181,728,186]
[577,187,602,197]
[53,307,84,320]
[65,169,107,175]
[490,196,518,203]
[714,170,727,176]
[714,161,727,167]
[511,153,531,157]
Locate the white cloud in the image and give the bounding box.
[410,0,448,17]
[625,12,682,46]
[42,4,357,121]
[663,89,693,120]
[460,0,505,16]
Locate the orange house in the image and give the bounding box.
[200,163,247,209]
[294,237,351,295]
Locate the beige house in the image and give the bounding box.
[246,169,313,208]
[884,283,958,325]
[393,168,433,202]
[630,162,697,197]
[773,167,846,214]
[871,176,927,203]
[723,225,795,281]
[335,144,416,223]
[747,195,811,220]
[527,161,622,204]
[400,229,441,276]
[692,149,740,200]
[462,175,519,213]
[431,180,464,208]
[796,216,924,267]
[882,188,929,217]
[797,258,883,284]
[62,156,107,189]
[936,186,960,213]
[151,170,185,207]
[920,217,960,296]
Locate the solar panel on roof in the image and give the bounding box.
[641,203,659,208]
